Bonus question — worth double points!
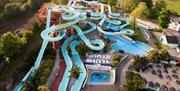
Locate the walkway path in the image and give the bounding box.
[115,55,133,84]
[47,49,60,88]
[52,60,66,91]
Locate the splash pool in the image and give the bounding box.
[89,71,111,85]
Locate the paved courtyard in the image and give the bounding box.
[83,85,118,91]
[140,65,180,90]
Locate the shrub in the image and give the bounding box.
[22,30,33,41]
[3,3,25,18]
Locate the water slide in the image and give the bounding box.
[14,8,52,91]
[107,5,120,17]
[58,35,75,91]
[97,14,134,35]
[58,20,101,91]
[73,25,104,50]
[58,1,104,90]
[70,40,87,91]
[90,4,104,20]
[14,4,80,90]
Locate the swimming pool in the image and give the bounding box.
[105,35,151,56]
[89,71,111,85]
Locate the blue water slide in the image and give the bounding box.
[106,20,121,25]
[97,14,134,35]
[14,5,79,90]
[14,8,52,91]
[107,5,120,17]
[73,25,104,50]
[58,36,75,91]
[59,20,102,91]
[70,40,87,91]
[68,0,73,7]
[90,4,104,20]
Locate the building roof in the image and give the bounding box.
[166,36,179,44]
[170,16,180,23]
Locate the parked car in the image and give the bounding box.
[157,69,162,73]
[176,80,180,85]
[163,69,168,74]
[119,50,124,54]
[172,74,179,79]
[172,69,177,74]
[148,81,154,88]
[161,85,168,91]
[169,87,176,91]
[151,70,156,75]
[154,82,160,88]
[158,74,163,79]
[166,75,172,80]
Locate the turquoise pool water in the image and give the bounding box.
[105,35,151,56]
[89,72,111,85]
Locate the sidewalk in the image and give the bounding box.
[52,60,66,91]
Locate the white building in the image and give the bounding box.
[136,19,160,29]
[160,36,179,48]
[168,16,180,32]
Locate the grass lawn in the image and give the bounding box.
[166,0,180,15]
[133,29,146,42]
[126,26,146,42]
[149,31,162,49]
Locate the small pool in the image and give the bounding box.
[89,72,111,85]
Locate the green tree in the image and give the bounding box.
[126,72,147,91]
[22,70,42,91]
[76,43,91,57]
[121,0,141,13]
[146,49,159,62]
[53,0,68,5]
[3,3,24,18]
[22,59,53,91]
[108,0,117,6]
[158,8,170,29]
[133,56,149,72]
[142,0,153,9]
[119,85,128,91]
[130,2,150,19]
[99,0,108,4]
[99,0,117,6]
[148,0,166,19]
[112,54,122,68]
[159,48,171,62]
[69,67,80,79]
[37,84,50,91]
[0,32,25,58]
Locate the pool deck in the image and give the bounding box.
[83,84,118,91]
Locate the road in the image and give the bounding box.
[166,29,180,36]
[115,55,133,84]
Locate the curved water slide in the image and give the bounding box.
[70,40,87,91]
[14,4,81,90]
[68,20,104,91]
[73,25,104,50]
[62,7,80,21]
[107,5,120,18]
[58,20,99,91]
[58,35,75,91]
[14,7,68,91]
[67,0,74,7]
[97,14,134,35]
[90,4,104,20]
